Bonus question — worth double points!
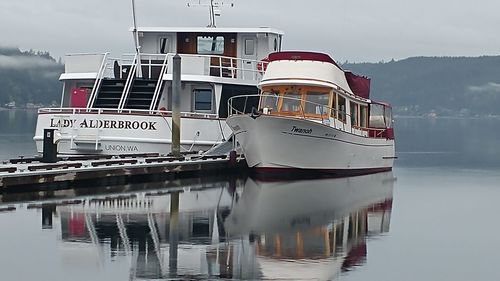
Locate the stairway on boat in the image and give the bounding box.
[93,78,159,110]
[93,79,126,109]
[125,79,157,110]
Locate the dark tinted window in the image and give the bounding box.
[194,89,213,111]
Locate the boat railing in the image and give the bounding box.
[38,107,218,119]
[228,94,392,138]
[117,54,139,111]
[87,52,110,108]
[149,55,169,111]
[65,52,266,82]
[91,52,266,81]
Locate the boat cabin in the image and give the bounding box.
[254,52,393,138]
[57,27,284,117]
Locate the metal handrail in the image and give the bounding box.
[87,52,110,108]
[117,54,138,111]
[169,53,267,79]
[149,54,170,111]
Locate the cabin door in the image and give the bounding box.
[240,35,258,79]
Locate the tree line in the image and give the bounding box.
[344,56,500,116]
[0,47,63,107]
[1,46,500,116]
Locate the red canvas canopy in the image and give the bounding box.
[268,51,340,68]
[345,71,371,99]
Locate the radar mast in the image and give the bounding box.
[187,0,234,27]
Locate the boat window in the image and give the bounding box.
[304,91,329,115]
[193,89,213,112]
[331,92,337,118]
[159,38,169,54]
[245,39,255,55]
[197,36,224,55]
[385,106,393,128]
[369,104,386,128]
[360,105,368,128]
[350,102,359,126]
[274,38,278,51]
[280,92,302,112]
[338,95,346,122]
[260,91,279,113]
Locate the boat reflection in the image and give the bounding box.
[36,172,395,280]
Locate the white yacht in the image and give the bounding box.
[227,51,396,175]
[34,3,284,155]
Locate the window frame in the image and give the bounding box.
[244,39,255,56]
[159,37,169,54]
[337,95,347,123]
[196,35,225,55]
[260,85,333,118]
[192,88,214,113]
[350,101,359,127]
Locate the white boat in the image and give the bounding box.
[226,51,396,175]
[34,2,284,155]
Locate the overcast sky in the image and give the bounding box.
[1,0,499,62]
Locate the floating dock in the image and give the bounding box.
[0,152,247,191]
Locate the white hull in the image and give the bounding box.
[227,114,395,173]
[34,112,232,155]
[225,171,394,235]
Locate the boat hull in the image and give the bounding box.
[226,114,395,174]
[34,112,232,155]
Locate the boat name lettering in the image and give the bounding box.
[50,118,157,130]
[291,126,312,134]
[104,144,139,152]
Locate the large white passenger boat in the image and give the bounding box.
[34,3,284,155]
[227,51,396,175]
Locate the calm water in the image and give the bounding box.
[0,111,499,281]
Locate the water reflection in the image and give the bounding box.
[3,173,394,280]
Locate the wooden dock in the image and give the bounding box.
[0,153,247,191]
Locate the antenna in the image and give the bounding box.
[131,0,142,77]
[187,0,234,27]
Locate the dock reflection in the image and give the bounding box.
[31,172,395,280]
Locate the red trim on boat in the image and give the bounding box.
[268,51,340,67]
[341,243,367,272]
[368,127,395,140]
[344,71,371,99]
[369,199,393,212]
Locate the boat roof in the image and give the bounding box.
[133,26,285,35]
[268,51,340,68]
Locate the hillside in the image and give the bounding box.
[0,46,63,107]
[1,47,500,116]
[344,56,500,116]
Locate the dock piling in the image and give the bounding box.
[172,54,181,157]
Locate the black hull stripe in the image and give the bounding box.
[252,167,393,181]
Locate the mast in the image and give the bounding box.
[187,0,234,28]
[131,0,142,77]
[209,0,216,27]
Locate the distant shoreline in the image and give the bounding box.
[0,107,39,111]
[394,115,500,120]
[1,107,500,120]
